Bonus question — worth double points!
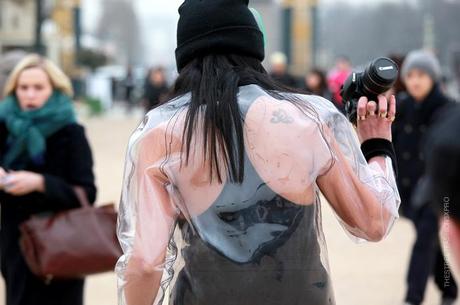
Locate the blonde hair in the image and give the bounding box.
[3,54,74,97]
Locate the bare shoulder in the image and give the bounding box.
[244,94,331,205]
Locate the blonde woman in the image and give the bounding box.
[0,54,96,305]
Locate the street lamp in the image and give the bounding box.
[34,0,45,54]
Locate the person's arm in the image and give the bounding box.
[317,95,400,242]
[117,126,179,305]
[317,139,398,241]
[3,125,96,209]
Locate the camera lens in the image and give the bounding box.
[362,57,399,96]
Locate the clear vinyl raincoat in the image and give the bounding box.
[116,84,401,305]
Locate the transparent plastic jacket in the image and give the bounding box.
[116,84,401,305]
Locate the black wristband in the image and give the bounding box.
[361,138,398,178]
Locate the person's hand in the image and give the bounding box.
[356,95,396,143]
[2,171,45,196]
[0,167,7,180]
[0,167,8,190]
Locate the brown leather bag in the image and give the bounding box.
[19,187,122,282]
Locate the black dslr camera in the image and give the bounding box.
[341,57,399,125]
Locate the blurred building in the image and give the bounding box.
[251,0,318,75]
[251,0,283,68]
[282,0,318,75]
[49,0,82,75]
[0,0,36,52]
[0,0,82,76]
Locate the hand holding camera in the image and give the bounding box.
[340,57,399,143]
[355,94,396,143]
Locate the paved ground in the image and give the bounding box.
[0,107,456,305]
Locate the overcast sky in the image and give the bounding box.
[82,0,414,32]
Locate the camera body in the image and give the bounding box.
[341,57,399,125]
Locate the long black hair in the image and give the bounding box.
[169,54,318,184]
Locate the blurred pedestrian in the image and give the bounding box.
[124,66,136,114]
[327,55,352,112]
[116,1,400,305]
[413,104,460,282]
[0,54,96,305]
[143,67,169,113]
[269,52,299,88]
[393,50,458,305]
[303,68,332,100]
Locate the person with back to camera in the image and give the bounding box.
[393,50,458,305]
[0,54,96,305]
[116,1,401,305]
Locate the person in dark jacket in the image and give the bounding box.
[124,66,136,114]
[0,54,96,305]
[393,50,458,305]
[303,68,333,101]
[142,67,169,113]
[269,52,299,88]
[412,104,460,283]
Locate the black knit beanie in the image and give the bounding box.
[175,0,265,72]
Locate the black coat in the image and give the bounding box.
[144,82,169,112]
[0,122,96,305]
[392,86,452,216]
[269,72,300,89]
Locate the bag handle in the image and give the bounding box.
[73,186,91,208]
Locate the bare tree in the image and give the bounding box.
[95,0,143,65]
[433,0,460,64]
[319,2,424,67]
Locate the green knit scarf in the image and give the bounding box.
[0,91,76,169]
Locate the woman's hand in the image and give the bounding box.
[2,171,45,196]
[356,95,396,143]
[0,167,8,190]
[0,167,7,180]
